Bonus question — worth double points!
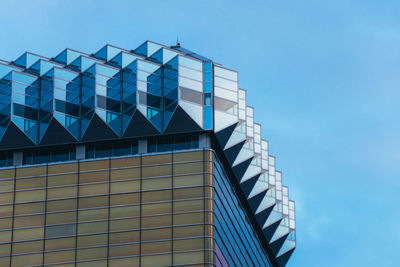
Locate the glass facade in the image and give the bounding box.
[0,40,296,266]
[0,149,274,267]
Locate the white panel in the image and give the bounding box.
[270,225,289,243]
[224,129,246,150]
[255,195,275,215]
[214,110,238,132]
[178,76,202,92]
[179,100,203,128]
[214,87,238,102]
[248,179,269,199]
[214,66,238,81]
[232,148,253,167]
[262,210,282,229]
[240,164,261,183]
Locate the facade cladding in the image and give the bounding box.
[0,41,295,266]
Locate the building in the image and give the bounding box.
[0,41,296,266]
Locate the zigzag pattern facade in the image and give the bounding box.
[0,41,295,266]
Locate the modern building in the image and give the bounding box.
[0,41,296,267]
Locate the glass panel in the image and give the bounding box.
[79,183,109,196]
[15,177,46,190]
[48,163,78,175]
[46,224,76,238]
[12,253,43,266]
[142,190,172,203]
[141,240,171,254]
[109,231,139,244]
[80,160,109,171]
[109,243,139,257]
[78,208,108,222]
[174,199,204,212]
[44,250,75,264]
[111,157,140,168]
[173,174,203,187]
[180,87,202,105]
[79,171,108,184]
[109,218,140,231]
[141,228,171,241]
[47,174,78,187]
[47,199,77,212]
[13,227,44,241]
[110,168,140,181]
[16,166,46,177]
[174,187,204,200]
[109,257,139,267]
[214,66,238,81]
[142,165,172,178]
[142,202,172,216]
[47,186,77,199]
[12,240,43,254]
[14,214,44,228]
[78,221,108,235]
[174,212,204,225]
[0,192,13,204]
[15,202,45,215]
[0,205,13,217]
[110,192,140,206]
[110,205,140,219]
[77,247,107,261]
[79,196,108,209]
[77,260,107,267]
[142,177,171,190]
[142,154,172,165]
[0,169,14,180]
[173,238,204,251]
[173,251,204,265]
[141,254,171,267]
[0,218,12,230]
[0,230,11,243]
[46,211,76,224]
[45,237,75,251]
[142,215,172,228]
[174,162,203,175]
[0,243,10,256]
[110,180,140,193]
[77,234,108,247]
[15,189,45,202]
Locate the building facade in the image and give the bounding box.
[0,41,296,266]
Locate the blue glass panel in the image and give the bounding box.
[213,156,272,266]
[94,45,122,61]
[149,48,178,64]
[134,41,163,57]
[69,56,97,72]
[14,52,46,68]
[54,49,86,65]
[109,52,139,68]
[28,60,60,76]
[204,106,213,129]
[0,63,19,79]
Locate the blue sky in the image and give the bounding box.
[1,1,399,266]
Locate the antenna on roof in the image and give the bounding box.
[171,37,181,49]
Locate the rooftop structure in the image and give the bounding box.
[0,41,296,266]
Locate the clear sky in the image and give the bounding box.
[1,1,399,266]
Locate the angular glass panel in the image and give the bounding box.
[14,52,47,68]
[134,41,163,57]
[94,45,122,61]
[28,59,61,76]
[55,48,87,65]
[109,51,140,68]
[69,56,97,72]
[150,48,178,64]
